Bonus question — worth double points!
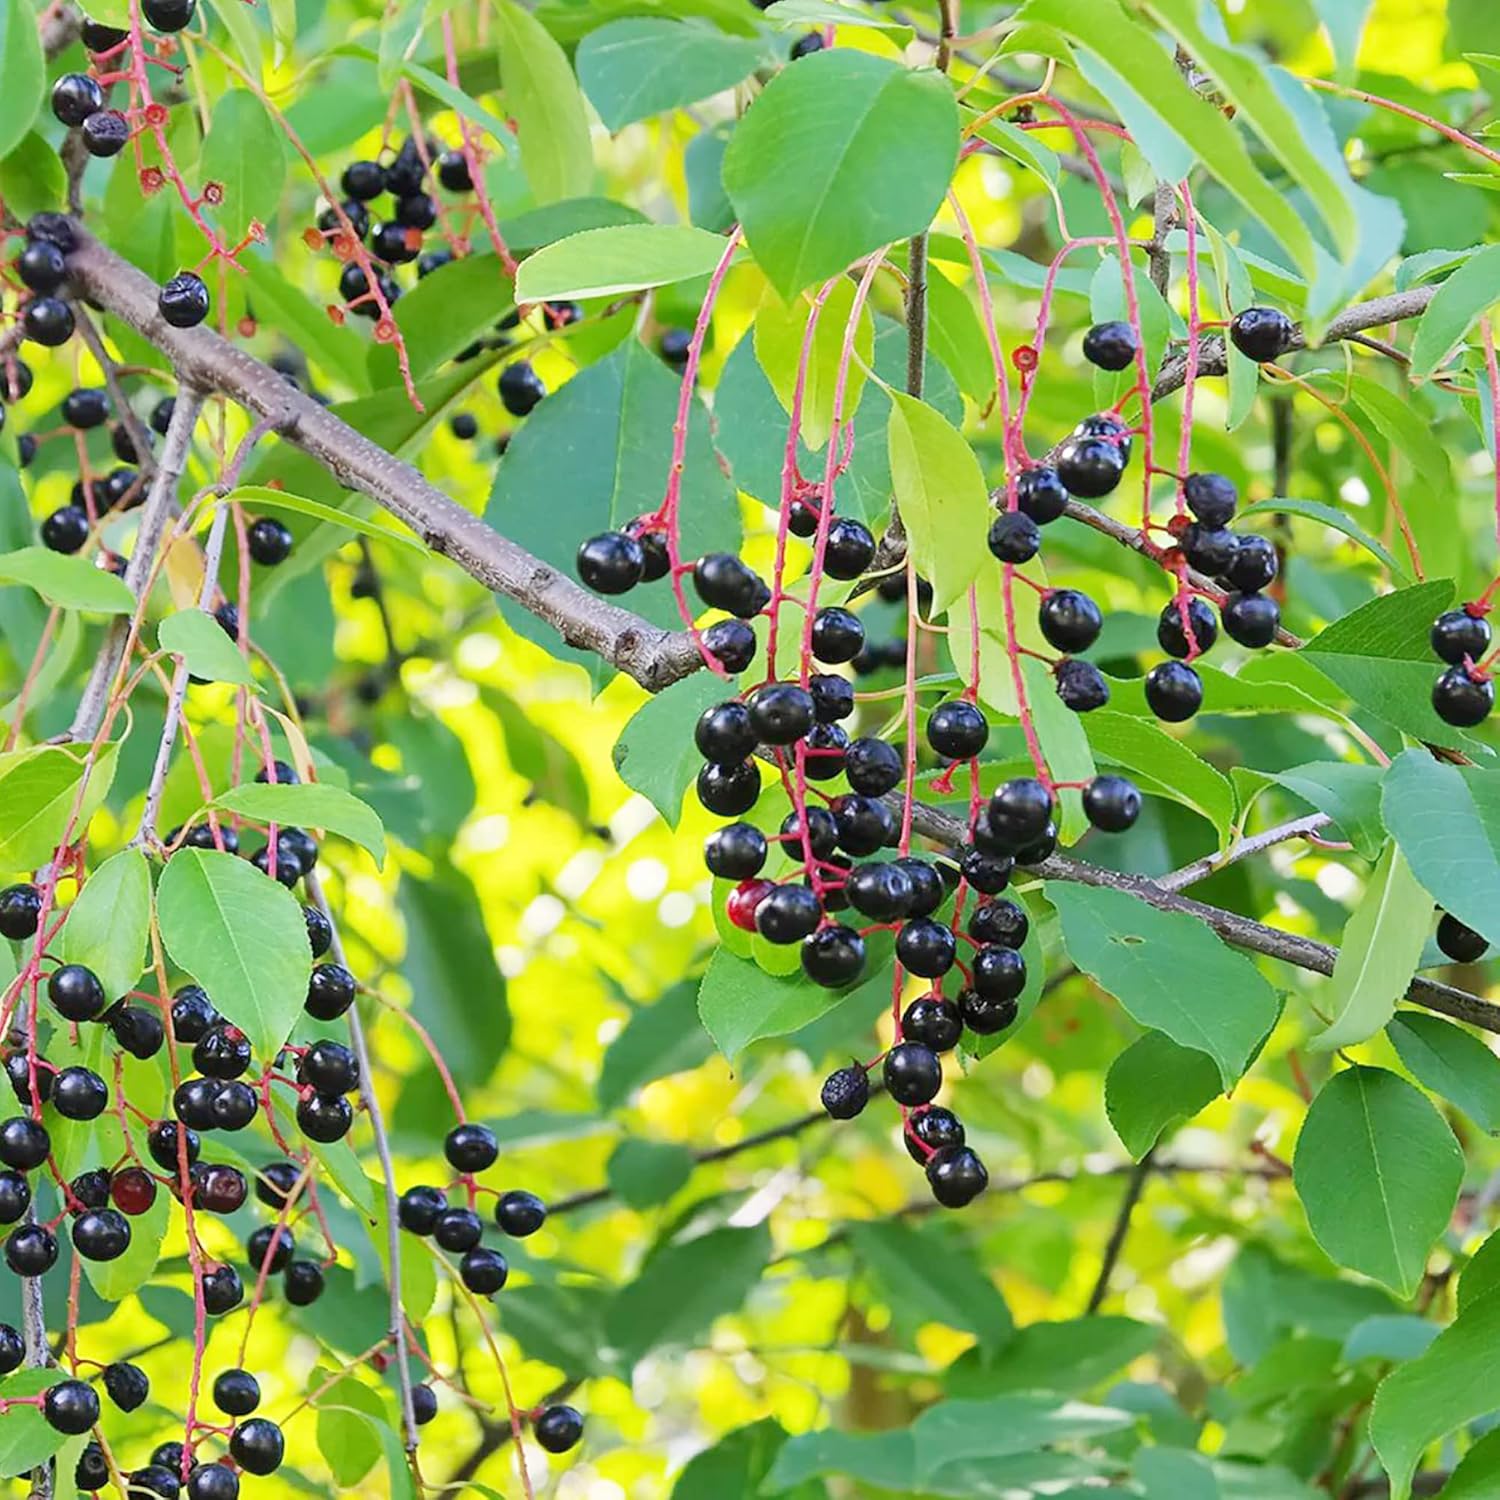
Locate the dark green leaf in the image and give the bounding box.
[200,90,287,237]
[1389,1011,1500,1132]
[607,1138,695,1208]
[613,673,729,824]
[1105,1030,1221,1158]
[59,848,151,1005]
[0,1370,68,1478]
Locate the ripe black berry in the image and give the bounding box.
[844,736,903,796]
[750,684,815,744]
[52,72,106,127]
[988,778,1053,847]
[395,193,437,230]
[1083,774,1142,832]
[174,1077,220,1130]
[461,1246,509,1294]
[1055,657,1110,712]
[1432,609,1492,665]
[437,151,472,191]
[197,1164,248,1214]
[170,986,219,1045]
[695,701,756,762]
[53,1066,107,1121]
[306,962,357,1020]
[103,1360,149,1411]
[1055,436,1125,498]
[1158,597,1218,658]
[342,159,385,199]
[399,1184,446,1235]
[17,240,66,294]
[158,272,210,328]
[81,109,130,157]
[846,862,913,920]
[187,1462,240,1500]
[229,1417,285,1474]
[283,1259,325,1305]
[987,510,1040,564]
[696,760,760,816]
[973,944,1026,1002]
[1434,665,1496,726]
[43,1379,99,1434]
[1145,660,1203,722]
[1223,533,1278,592]
[299,1040,360,1095]
[498,360,546,416]
[535,1404,585,1454]
[1183,472,1238,527]
[433,1207,483,1253]
[577,532,645,595]
[694,552,767,617]
[1180,522,1238,577]
[969,898,1027,948]
[1229,306,1295,362]
[3,1055,45,1111]
[143,0,196,28]
[371,222,419,264]
[882,1041,942,1105]
[803,720,850,781]
[801,925,866,987]
[76,1442,109,1489]
[0,884,41,940]
[831,793,893,856]
[0,1116,49,1171]
[195,1023,251,1080]
[110,1004,165,1059]
[926,1144,987,1207]
[1082,320,1137,370]
[703,618,757,673]
[901,995,962,1052]
[445,1122,498,1173]
[1038,589,1102,653]
[246,516,293,566]
[1221,592,1280,648]
[927,700,988,759]
[1015,465,1068,524]
[895,918,956,978]
[70,1169,110,1210]
[810,606,864,664]
[297,1092,353,1142]
[959,847,1012,895]
[5,1222,56,1276]
[24,297,76,346]
[0,1173,29,1225]
[822,518,876,579]
[704,823,767,880]
[149,396,176,435]
[780,806,838,860]
[212,1367,261,1417]
[1437,912,1488,963]
[148,1120,200,1171]
[820,1065,869,1119]
[247,1224,295,1273]
[754,884,821,944]
[41,504,89,554]
[303,904,333,958]
[904,1106,963,1162]
[494,1189,546,1237]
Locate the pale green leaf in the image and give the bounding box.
[212,781,386,868]
[492,0,593,203]
[0,0,44,162]
[59,849,151,1005]
[158,609,257,688]
[0,548,134,613]
[516,224,732,303]
[1409,243,1500,379]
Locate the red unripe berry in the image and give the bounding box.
[110,1166,158,1216]
[726,879,774,932]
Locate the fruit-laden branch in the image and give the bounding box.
[62,228,706,694]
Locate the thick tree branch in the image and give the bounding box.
[62,227,704,693]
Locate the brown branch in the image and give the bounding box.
[1085,1147,1154,1313]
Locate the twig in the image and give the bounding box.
[1148,183,1175,296]
[1158,813,1331,891]
[1085,1147,1153,1313]
[75,307,159,483]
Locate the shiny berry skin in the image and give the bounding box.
[0,884,41,940]
[988,778,1054,847]
[1056,435,1125,498]
[433,1207,483,1253]
[494,1189,547,1237]
[704,823,767,880]
[904,1106,964,1162]
[342,159,385,199]
[1221,592,1280,649]
[695,701,756,762]
[150,1441,185,1473]
[1432,609,1492,665]
[437,150,472,191]
[251,835,303,887]
[1183,472,1238,527]
[1180,523,1238,576]
[781,806,838,859]
[1083,774,1142,833]
[895,857,943,918]
[844,736,903,796]
[1437,912,1488,963]
[461,1246,509,1294]
[247,1224,295,1272]
[246,516,293,566]
[846,862,913,921]
[196,1165,248,1214]
[628,524,669,581]
[229,1417,285,1475]
[143,0,196,25]
[43,1379,99,1434]
[1145,660,1203,722]
[3,1054,45,1111]
[81,109,129,157]
[303,904,333,958]
[17,240,66,294]
[754,884,822,944]
[987,510,1040,564]
[147,1120,199,1171]
[1015,824,1057,866]
[1016,465,1068,524]
[972,944,1027,1003]
[810,607,865,664]
[927,700,988,759]
[111,1166,157,1215]
[203,1263,245,1314]
[75,1443,109,1489]
[53,1066,107,1121]
[694,553,767,617]
[927,1144,988,1207]
[195,1024,252,1080]
[1055,658,1110,712]
[1082,320,1137,370]
[158,271,210,328]
[498,360,546,416]
[535,1404,584,1454]
[801,925,866,987]
[882,1041,942,1106]
[831,793,893,856]
[174,1077,220,1130]
[371,222,419,264]
[1229,306,1295,362]
[1223,534,1278,592]
[5,1222,56,1275]
[969,898,1028,948]
[725,878,773,932]
[63,387,109,429]
[0,1116,48,1171]
[1038,589,1102,653]
[149,396,176,435]
[809,673,855,724]
[0,1173,29,1226]
[297,1092,353,1142]
[283,1259,325,1305]
[445,1122,498,1173]
[300,1041,360,1095]
[254,1160,300,1211]
[960,847,1012,895]
[696,760,760,817]
[820,1064,869,1119]
[306,962,357,1020]
[102,1360,149,1411]
[822,518,876,580]
[52,72,106,127]
[703,618,756,674]
[187,1463,239,1500]
[895,918,956,978]
[398,1184,446,1235]
[70,1169,111,1210]
[210,1367,261,1417]
[901,995,963,1052]
[1434,666,1494,726]
[803,721,849,780]
[110,1004,164,1060]
[577,531,645,594]
[41,505,88,556]
[395,193,437,230]
[1158,597,1218,658]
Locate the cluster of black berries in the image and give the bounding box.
[1429,603,1493,727]
[397,1129,583,1453]
[73,1419,282,1500]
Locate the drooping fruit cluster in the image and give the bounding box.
[1429,602,1493,727]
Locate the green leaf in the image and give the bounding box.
[1409,243,1500,379]
[0,547,135,613]
[606,1138,695,1208]
[200,90,286,237]
[1050,884,1278,1087]
[314,1371,390,1485]
[849,1219,1013,1349]
[1083,711,1235,841]
[211,781,387,869]
[1389,1012,1500,1133]
[760,0,912,29]
[1312,0,1373,73]
[1308,842,1430,1053]
[948,1316,1158,1398]
[498,196,648,253]
[493,0,593,203]
[1136,1448,1220,1500]
[909,1394,1134,1484]
[1265,761,1385,862]
[1381,749,1500,947]
[598,982,714,1111]
[671,1420,798,1500]
[763,1429,916,1493]
[0,743,118,872]
[217,486,426,554]
[59,849,151,1004]
[613,672,730,825]
[967,115,1058,186]
[603,1223,770,1365]
[156,849,313,1060]
[0,1369,67,1478]
[369,1196,438,1322]
[516,224,732,303]
[0,133,64,221]
[1440,1427,1500,1499]
[577,19,767,130]
[0,0,44,163]
[1292,1066,1462,1298]
[238,254,373,395]
[158,609,257,688]
[1105,1030,1222,1158]
[1236,498,1410,581]
[887,392,991,615]
[378,253,515,386]
[722,50,958,299]
[83,1182,168,1300]
[1371,1287,1500,1498]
